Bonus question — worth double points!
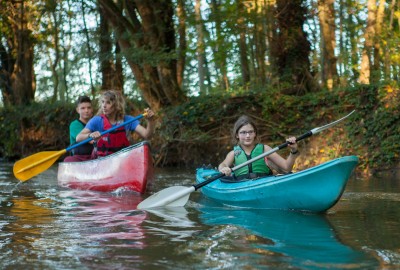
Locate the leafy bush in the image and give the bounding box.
[0,101,76,159]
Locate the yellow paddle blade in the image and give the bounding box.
[13,150,67,182]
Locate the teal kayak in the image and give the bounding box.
[195,156,358,212]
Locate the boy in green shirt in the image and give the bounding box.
[64,96,94,162]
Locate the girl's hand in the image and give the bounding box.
[144,108,155,120]
[89,131,101,141]
[219,167,232,176]
[286,136,298,152]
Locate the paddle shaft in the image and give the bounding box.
[66,114,145,152]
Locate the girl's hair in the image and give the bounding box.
[232,115,259,144]
[97,90,126,121]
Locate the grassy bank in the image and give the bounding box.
[1,84,399,177]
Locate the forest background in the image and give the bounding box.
[0,0,399,178]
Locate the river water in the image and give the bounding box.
[1,162,399,269]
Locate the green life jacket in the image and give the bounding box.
[233,144,272,177]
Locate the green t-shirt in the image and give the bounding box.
[69,119,93,155]
[69,119,85,145]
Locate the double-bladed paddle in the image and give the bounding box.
[13,113,146,182]
[137,110,355,209]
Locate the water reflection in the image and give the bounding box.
[5,195,55,247]
[146,207,198,241]
[327,189,400,268]
[197,198,379,269]
[0,188,61,268]
[59,189,147,246]
[0,163,398,269]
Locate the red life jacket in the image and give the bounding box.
[96,115,130,157]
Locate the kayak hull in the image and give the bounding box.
[196,156,358,212]
[58,141,153,193]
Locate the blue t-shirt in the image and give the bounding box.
[86,115,140,133]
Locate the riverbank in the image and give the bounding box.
[1,84,399,177]
[150,84,399,177]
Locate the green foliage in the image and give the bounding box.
[0,101,76,159]
[261,86,344,137]
[160,91,265,132]
[343,83,400,169]
[156,83,400,172]
[0,106,19,159]
[155,92,266,166]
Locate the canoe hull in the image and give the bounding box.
[196,156,358,212]
[58,141,153,193]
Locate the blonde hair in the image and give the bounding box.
[97,90,126,121]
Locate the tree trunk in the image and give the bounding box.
[359,0,376,84]
[114,42,124,91]
[236,0,250,86]
[8,1,35,105]
[384,0,396,80]
[346,0,359,83]
[317,0,338,89]
[81,0,95,95]
[99,7,123,91]
[0,42,14,106]
[99,8,113,91]
[254,1,266,86]
[264,0,275,84]
[195,0,207,94]
[13,36,35,105]
[372,0,386,83]
[48,3,61,103]
[176,0,186,88]
[98,0,185,110]
[338,0,344,81]
[210,0,230,90]
[270,0,318,94]
[61,0,73,102]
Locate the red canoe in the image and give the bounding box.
[58,141,154,193]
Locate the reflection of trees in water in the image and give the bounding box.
[327,191,400,268]
[1,189,149,268]
[0,193,56,267]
